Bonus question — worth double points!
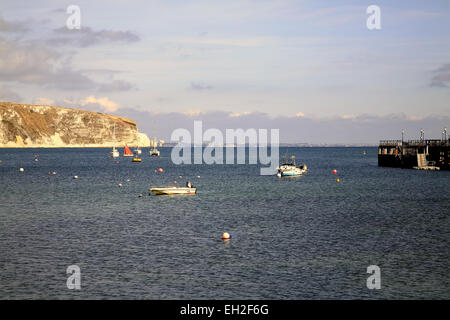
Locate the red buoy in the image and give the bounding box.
[332,169,337,174]
[158,168,163,173]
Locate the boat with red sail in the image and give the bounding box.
[123,144,133,157]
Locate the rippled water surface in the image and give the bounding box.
[0,147,449,299]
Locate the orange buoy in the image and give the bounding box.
[158,168,163,173]
[222,232,231,240]
[336,178,340,182]
[332,169,337,174]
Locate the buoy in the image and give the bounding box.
[158,168,163,173]
[138,194,143,198]
[174,181,177,184]
[126,179,131,182]
[52,171,56,175]
[179,176,182,178]
[222,232,231,240]
[197,175,200,178]
[116,161,120,164]
[19,168,24,172]
[73,175,78,179]
[332,169,337,174]
[48,172,51,175]
[34,158,38,162]
[336,178,340,182]
[118,183,123,188]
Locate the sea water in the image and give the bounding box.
[0,147,448,299]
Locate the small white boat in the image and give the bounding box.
[109,123,120,158]
[276,155,307,177]
[149,186,196,195]
[110,147,120,158]
[149,148,160,156]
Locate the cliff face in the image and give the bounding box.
[0,102,150,148]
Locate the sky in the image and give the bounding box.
[0,0,449,144]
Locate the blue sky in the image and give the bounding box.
[0,0,449,143]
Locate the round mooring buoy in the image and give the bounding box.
[19,168,24,172]
[332,169,337,174]
[73,175,78,179]
[118,183,123,188]
[222,232,231,240]
[158,168,163,173]
[336,178,340,182]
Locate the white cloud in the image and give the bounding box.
[182,109,205,116]
[33,97,55,105]
[80,96,120,112]
[229,111,251,118]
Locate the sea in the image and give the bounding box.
[0,147,448,299]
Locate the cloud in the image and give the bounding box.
[49,26,140,47]
[98,80,135,92]
[182,109,205,116]
[229,111,251,118]
[190,82,213,90]
[111,108,450,145]
[79,96,121,112]
[0,86,22,101]
[430,63,450,87]
[0,37,135,91]
[0,16,28,33]
[32,97,55,105]
[0,37,95,89]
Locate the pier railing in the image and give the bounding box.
[380,139,450,147]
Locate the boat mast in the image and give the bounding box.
[113,122,116,150]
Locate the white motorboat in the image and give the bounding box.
[276,156,307,177]
[149,147,160,156]
[149,186,196,195]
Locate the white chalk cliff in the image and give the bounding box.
[0,102,150,148]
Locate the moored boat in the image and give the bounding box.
[123,144,133,157]
[109,123,120,158]
[149,186,196,195]
[276,156,307,177]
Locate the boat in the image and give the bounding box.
[133,132,142,155]
[123,144,133,157]
[149,137,160,156]
[150,148,160,156]
[109,123,120,158]
[276,155,307,177]
[149,186,196,195]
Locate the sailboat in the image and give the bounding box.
[123,144,133,157]
[133,132,142,155]
[109,123,120,158]
[149,138,160,156]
